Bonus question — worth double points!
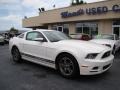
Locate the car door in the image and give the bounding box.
[22,31,47,60]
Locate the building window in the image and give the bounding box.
[83,27,89,34]
[113,20,120,25]
[51,25,57,30]
[51,24,69,35]
[91,27,98,36]
[76,23,82,33]
[63,24,69,35]
[75,22,98,36]
[113,20,120,37]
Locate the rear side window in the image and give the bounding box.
[18,34,24,38]
[26,32,38,40]
[26,31,46,41]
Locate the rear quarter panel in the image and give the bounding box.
[9,37,23,53]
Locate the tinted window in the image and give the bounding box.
[75,23,98,36]
[43,31,70,42]
[113,20,120,25]
[63,24,69,35]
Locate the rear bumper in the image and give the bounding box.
[80,55,114,75]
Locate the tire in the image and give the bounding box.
[57,54,79,78]
[11,47,22,63]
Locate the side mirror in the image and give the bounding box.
[34,38,44,42]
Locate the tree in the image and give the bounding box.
[79,0,84,4]
[76,0,79,4]
[9,27,19,35]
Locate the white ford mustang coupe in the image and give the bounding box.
[9,30,114,78]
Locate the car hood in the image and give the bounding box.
[55,40,110,53]
[90,39,116,45]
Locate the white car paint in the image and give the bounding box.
[9,30,114,75]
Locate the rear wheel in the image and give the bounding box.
[12,47,22,63]
[57,54,79,78]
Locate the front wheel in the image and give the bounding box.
[57,54,79,78]
[11,47,22,63]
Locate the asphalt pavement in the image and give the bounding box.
[0,45,120,90]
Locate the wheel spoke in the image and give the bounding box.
[66,67,72,74]
[63,58,67,64]
[59,56,74,76]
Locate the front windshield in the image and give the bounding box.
[93,35,114,40]
[43,31,70,42]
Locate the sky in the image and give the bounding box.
[0,0,105,31]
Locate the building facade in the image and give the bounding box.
[22,0,120,37]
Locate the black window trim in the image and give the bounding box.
[26,31,47,42]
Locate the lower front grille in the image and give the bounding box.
[103,64,111,70]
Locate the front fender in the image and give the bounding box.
[54,47,85,65]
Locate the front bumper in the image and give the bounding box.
[80,55,114,75]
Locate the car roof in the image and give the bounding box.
[29,29,54,32]
[24,29,55,34]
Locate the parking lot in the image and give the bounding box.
[0,45,120,90]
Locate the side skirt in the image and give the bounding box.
[21,52,56,69]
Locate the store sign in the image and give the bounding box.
[61,4,120,18]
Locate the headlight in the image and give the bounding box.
[85,53,98,59]
[102,44,111,48]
